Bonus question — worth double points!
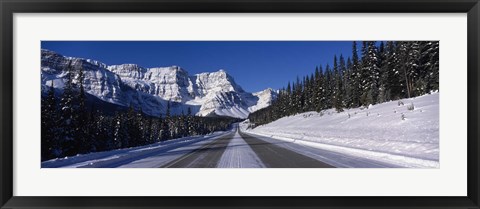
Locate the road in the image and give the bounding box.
[161,124,334,168]
[161,132,235,168]
[43,123,396,168]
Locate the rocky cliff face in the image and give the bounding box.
[41,49,276,118]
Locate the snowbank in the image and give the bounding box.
[242,93,439,168]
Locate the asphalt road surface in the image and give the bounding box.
[161,125,334,168]
[238,131,333,168]
[161,132,235,168]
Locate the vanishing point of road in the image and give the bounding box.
[161,124,334,168]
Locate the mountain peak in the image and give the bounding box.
[197,69,229,76]
[41,50,276,118]
[253,88,275,95]
[171,65,187,73]
[113,63,141,68]
[41,48,56,54]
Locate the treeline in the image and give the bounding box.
[249,41,439,127]
[41,62,236,161]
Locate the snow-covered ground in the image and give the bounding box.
[242,93,439,168]
[41,131,230,168]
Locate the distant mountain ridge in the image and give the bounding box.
[41,49,277,118]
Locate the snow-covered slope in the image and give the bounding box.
[248,88,278,112]
[41,49,276,118]
[242,93,439,168]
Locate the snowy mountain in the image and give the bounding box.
[41,49,276,118]
[248,88,277,113]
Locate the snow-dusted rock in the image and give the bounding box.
[248,88,278,112]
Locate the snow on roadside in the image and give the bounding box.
[41,131,229,168]
[242,93,439,168]
[217,125,265,168]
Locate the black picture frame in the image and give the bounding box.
[1,0,479,208]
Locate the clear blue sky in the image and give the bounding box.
[42,41,358,92]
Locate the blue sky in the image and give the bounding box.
[42,41,357,92]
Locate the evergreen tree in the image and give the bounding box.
[286,82,294,115]
[359,41,380,106]
[187,107,195,136]
[333,55,344,112]
[419,41,439,93]
[150,117,161,143]
[339,55,346,110]
[314,66,325,112]
[406,41,421,97]
[308,73,315,111]
[41,82,59,160]
[350,41,361,108]
[74,65,91,154]
[59,61,77,156]
[387,41,405,100]
[344,57,353,108]
[294,77,303,112]
[377,41,389,103]
[397,41,411,98]
[128,106,142,147]
[303,75,313,112]
[112,112,123,149]
[161,102,171,140]
[140,112,150,145]
[427,41,439,92]
[91,108,114,151]
[323,65,333,109]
